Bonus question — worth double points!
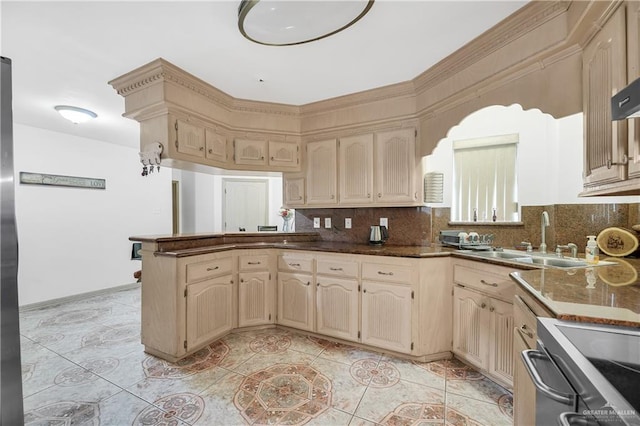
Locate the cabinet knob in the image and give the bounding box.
[481,302,487,309]
[240,278,244,283]
[331,194,335,199]
[306,281,310,286]
[363,289,367,293]
[367,193,371,198]
[317,282,320,287]
[271,156,275,161]
[378,193,382,198]
[489,307,495,312]
[199,146,204,151]
[519,325,533,339]
[208,149,213,154]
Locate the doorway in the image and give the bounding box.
[222,179,269,232]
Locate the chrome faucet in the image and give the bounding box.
[556,243,578,258]
[540,211,549,254]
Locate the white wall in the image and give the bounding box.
[14,124,172,305]
[424,105,633,210]
[171,169,284,233]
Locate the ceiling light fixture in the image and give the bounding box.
[54,105,97,124]
[238,0,374,46]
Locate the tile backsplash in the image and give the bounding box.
[295,203,640,252]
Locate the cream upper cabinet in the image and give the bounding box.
[205,128,227,164]
[277,272,314,331]
[306,139,338,205]
[339,134,374,204]
[175,118,205,158]
[582,5,629,193]
[269,141,299,169]
[375,128,418,203]
[235,139,267,166]
[283,175,305,207]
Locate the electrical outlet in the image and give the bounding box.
[324,218,332,228]
[313,217,320,228]
[380,217,388,228]
[345,218,352,229]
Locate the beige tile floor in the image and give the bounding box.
[19,286,513,425]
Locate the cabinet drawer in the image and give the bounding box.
[362,262,412,283]
[186,257,233,283]
[317,258,359,278]
[513,294,537,349]
[239,254,270,271]
[453,264,514,299]
[278,255,313,273]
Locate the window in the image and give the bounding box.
[452,134,518,222]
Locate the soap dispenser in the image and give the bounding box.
[585,235,599,264]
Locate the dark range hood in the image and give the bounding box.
[612,77,640,120]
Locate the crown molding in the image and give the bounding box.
[413,1,571,94]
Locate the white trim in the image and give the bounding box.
[19,282,140,311]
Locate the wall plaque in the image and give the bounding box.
[19,172,106,190]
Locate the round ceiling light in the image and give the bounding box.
[238,0,374,46]
[54,105,97,124]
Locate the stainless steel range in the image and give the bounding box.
[523,318,640,425]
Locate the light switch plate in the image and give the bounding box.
[324,218,332,228]
[380,217,388,228]
[345,218,352,229]
[313,217,320,228]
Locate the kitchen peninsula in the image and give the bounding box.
[131,231,640,364]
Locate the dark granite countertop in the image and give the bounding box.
[131,232,640,327]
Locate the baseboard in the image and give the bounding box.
[19,282,141,311]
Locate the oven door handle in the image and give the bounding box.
[557,412,598,426]
[522,349,575,405]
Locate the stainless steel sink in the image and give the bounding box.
[525,257,588,268]
[458,249,614,269]
[459,250,529,260]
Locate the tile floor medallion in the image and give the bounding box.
[234,363,332,425]
[133,392,205,425]
[249,333,291,354]
[350,358,400,388]
[143,341,230,379]
[19,287,515,425]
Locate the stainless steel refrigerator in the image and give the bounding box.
[1,56,24,424]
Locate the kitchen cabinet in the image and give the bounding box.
[306,139,338,205]
[140,251,236,362]
[269,141,299,169]
[238,252,274,327]
[175,118,205,158]
[315,255,360,342]
[234,139,267,167]
[277,272,314,331]
[582,3,640,195]
[451,259,518,388]
[361,261,414,353]
[283,176,305,206]
[375,128,419,204]
[512,285,554,425]
[339,133,374,204]
[205,128,228,164]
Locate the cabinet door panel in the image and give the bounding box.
[283,176,305,206]
[375,128,416,203]
[277,272,314,331]
[186,276,233,350]
[513,328,536,425]
[583,6,628,188]
[175,119,205,157]
[235,139,267,166]
[339,134,373,204]
[306,139,337,205]
[452,286,487,370]
[488,297,514,386]
[269,141,299,168]
[239,271,272,327]
[361,281,412,353]
[316,277,359,342]
[205,129,227,163]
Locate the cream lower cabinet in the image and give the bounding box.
[277,272,314,331]
[316,277,359,342]
[186,274,234,351]
[361,281,412,353]
[452,259,518,388]
[238,252,275,327]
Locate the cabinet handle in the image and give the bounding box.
[367,193,371,198]
[363,289,367,293]
[230,279,234,284]
[206,266,219,271]
[377,193,382,198]
[329,267,343,271]
[289,263,301,267]
[317,282,320,287]
[480,279,498,287]
[208,149,213,154]
[377,271,394,276]
[330,194,335,199]
[271,156,275,161]
[199,146,204,151]
[519,324,534,339]
[248,261,261,265]
[489,307,495,312]
[240,278,244,283]
[261,156,265,160]
[481,302,487,309]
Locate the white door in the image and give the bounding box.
[223,179,268,232]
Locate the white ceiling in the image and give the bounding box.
[1,1,528,149]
